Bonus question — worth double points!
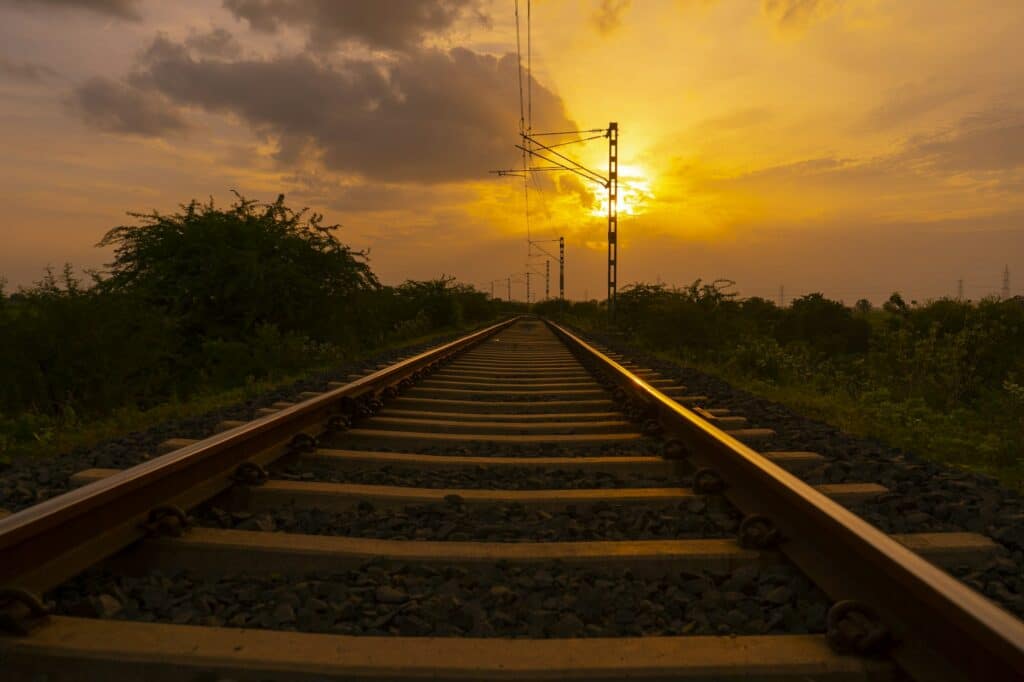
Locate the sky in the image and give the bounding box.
[1,0,1023,303]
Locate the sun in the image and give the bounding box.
[590,163,654,217]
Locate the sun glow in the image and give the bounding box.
[590,163,654,217]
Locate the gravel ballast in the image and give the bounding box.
[317,438,667,459]
[196,498,740,542]
[52,561,829,638]
[274,462,683,490]
[0,328,480,513]
[580,328,1024,619]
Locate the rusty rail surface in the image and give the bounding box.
[0,317,519,596]
[545,319,1024,682]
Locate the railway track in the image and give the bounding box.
[1,316,1022,680]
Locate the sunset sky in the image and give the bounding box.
[1,0,1023,302]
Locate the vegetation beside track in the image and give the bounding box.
[536,283,1024,486]
[0,193,520,462]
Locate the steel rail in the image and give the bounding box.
[544,318,1024,682]
[0,317,520,597]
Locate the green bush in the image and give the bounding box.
[1,194,517,458]
[550,281,1024,481]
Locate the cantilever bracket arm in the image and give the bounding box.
[514,145,608,187]
[521,132,609,180]
[529,241,557,259]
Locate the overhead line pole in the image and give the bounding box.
[524,265,545,304]
[492,0,618,320]
[529,237,565,302]
[559,237,565,300]
[496,123,619,319]
[607,122,618,315]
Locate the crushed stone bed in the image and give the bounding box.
[51,561,829,638]
[0,328,478,513]
[273,462,685,490]
[195,498,740,542]
[315,437,667,459]
[581,328,1024,621]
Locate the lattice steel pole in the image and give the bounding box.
[526,271,531,304]
[559,237,565,300]
[607,122,618,318]
[545,259,550,300]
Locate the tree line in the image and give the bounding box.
[536,282,1024,474]
[1,194,516,449]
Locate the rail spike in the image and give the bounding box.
[289,433,318,454]
[231,461,269,486]
[0,587,51,635]
[642,418,663,436]
[738,514,783,549]
[663,438,688,459]
[692,467,726,494]
[142,505,190,538]
[826,600,894,656]
[325,414,351,433]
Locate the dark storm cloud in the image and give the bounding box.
[69,76,188,136]
[592,0,631,35]
[0,56,58,82]
[0,0,141,20]
[99,35,574,182]
[221,0,489,50]
[184,27,244,59]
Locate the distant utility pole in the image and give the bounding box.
[527,237,565,300]
[491,281,495,299]
[1003,265,1011,299]
[507,276,512,302]
[526,271,531,304]
[957,278,964,301]
[778,284,785,307]
[545,260,550,300]
[492,124,619,318]
[560,237,565,300]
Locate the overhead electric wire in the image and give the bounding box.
[529,128,606,136]
[540,133,607,150]
[515,144,608,186]
[514,1,532,249]
[527,0,532,134]
[520,134,609,184]
[514,0,525,136]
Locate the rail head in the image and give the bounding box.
[543,318,1024,682]
[0,316,521,596]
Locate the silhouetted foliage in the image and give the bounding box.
[545,282,1024,471]
[1,194,513,451]
[777,293,869,354]
[98,193,379,342]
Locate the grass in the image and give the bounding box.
[649,348,1024,491]
[0,322,487,464]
